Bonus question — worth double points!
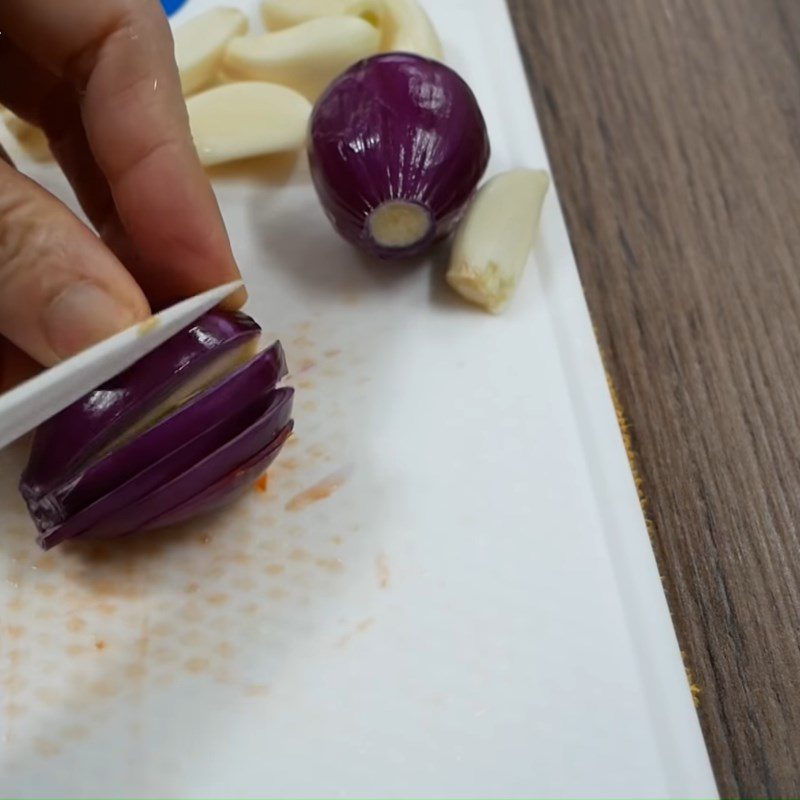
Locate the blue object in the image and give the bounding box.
[160,0,189,16]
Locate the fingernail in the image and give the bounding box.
[43,282,137,359]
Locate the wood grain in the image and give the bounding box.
[507,0,800,796]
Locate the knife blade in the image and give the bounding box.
[0,280,243,451]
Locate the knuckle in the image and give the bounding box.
[0,184,58,289]
[65,0,174,84]
[0,189,39,272]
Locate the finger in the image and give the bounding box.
[0,0,244,309]
[0,37,151,285]
[0,158,149,366]
[0,40,116,232]
[0,339,41,393]
[0,46,235,316]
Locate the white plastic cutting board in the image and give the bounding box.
[0,1,717,797]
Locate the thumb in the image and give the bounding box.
[0,160,149,367]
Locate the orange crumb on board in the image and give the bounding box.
[298,358,316,373]
[606,363,703,706]
[35,687,59,705]
[376,554,390,589]
[336,618,375,648]
[682,651,702,708]
[95,639,106,651]
[137,316,159,336]
[285,470,348,512]
[184,657,209,674]
[34,738,60,758]
[289,547,311,562]
[61,724,89,740]
[255,474,268,493]
[5,674,25,693]
[91,679,118,698]
[125,664,146,681]
[315,557,344,574]
[215,641,235,658]
[688,673,701,707]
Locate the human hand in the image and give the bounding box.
[0,0,244,389]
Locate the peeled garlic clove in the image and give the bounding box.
[174,7,249,95]
[1,108,52,161]
[380,0,442,60]
[259,0,384,36]
[1,108,32,142]
[223,17,380,101]
[186,82,312,166]
[259,0,440,60]
[260,0,352,30]
[446,169,550,314]
[341,0,386,29]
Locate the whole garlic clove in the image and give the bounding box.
[2,108,34,141]
[186,82,312,166]
[380,0,442,60]
[260,0,353,30]
[222,17,380,101]
[259,0,441,61]
[446,169,550,314]
[341,0,386,29]
[258,0,385,41]
[1,108,52,162]
[174,7,249,96]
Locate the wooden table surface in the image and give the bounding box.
[507,1,800,796]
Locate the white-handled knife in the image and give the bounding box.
[0,280,243,451]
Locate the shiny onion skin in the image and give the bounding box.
[308,53,490,259]
[22,311,261,495]
[19,311,294,550]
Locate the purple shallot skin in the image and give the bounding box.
[22,311,261,496]
[308,52,490,260]
[39,390,293,549]
[144,425,293,531]
[18,310,295,549]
